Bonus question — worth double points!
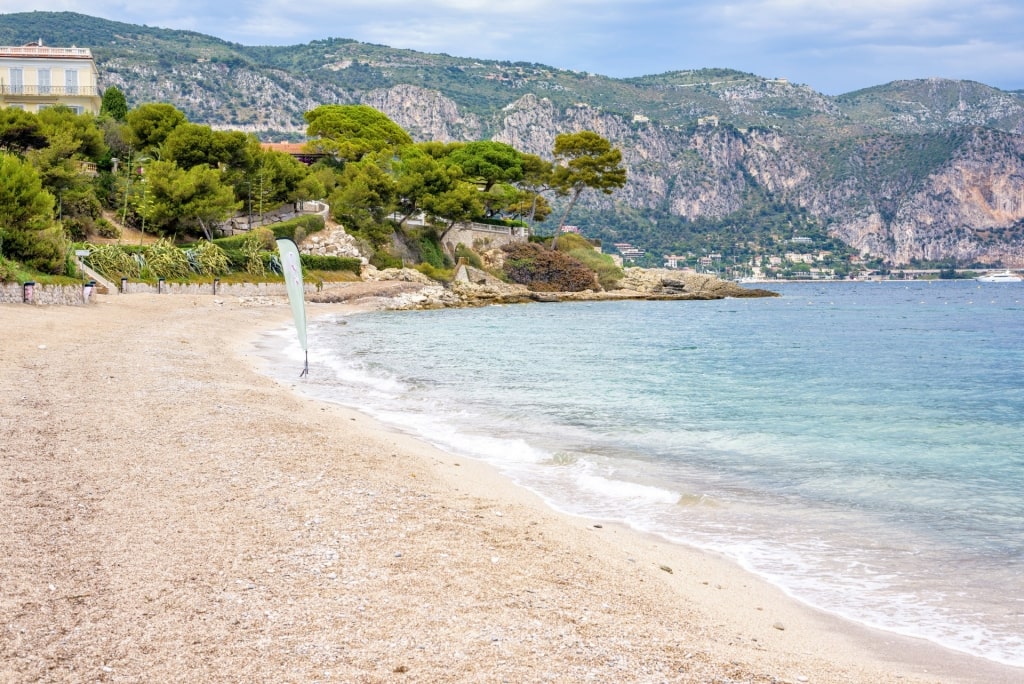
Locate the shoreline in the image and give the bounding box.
[262,298,1024,682]
[1,293,1019,682]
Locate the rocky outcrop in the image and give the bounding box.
[300,225,367,262]
[318,265,776,310]
[616,268,778,299]
[362,85,484,142]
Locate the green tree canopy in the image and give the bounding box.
[160,123,255,173]
[304,104,413,162]
[0,108,47,154]
[161,123,221,170]
[329,157,399,243]
[36,106,106,161]
[126,103,188,153]
[0,152,65,273]
[390,144,458,223]
[516,152,555,230]
[140,160,240,240]
[428,181,485,230]
[446,140,524,192]
[100,86,129,122]
[550,130,627,247]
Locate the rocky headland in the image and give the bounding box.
[302,225,778,310]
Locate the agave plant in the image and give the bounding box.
[242,231,267,277]
[145,239,192,279]
[186,241,230,276]
[83,243,142,279]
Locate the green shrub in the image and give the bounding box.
[501,242,598,292]
[3,225,69,275]
[211,233,249,250]
[415,262,453,282]
[213,215,325,249]
[95,218,121,239]
[415,231,449,270]
[221,247,246,270]
[300,254,362,274]
[568,247,624,290]
[370,251,403,270]
[454,243,483,269]
[0,255,16,282]
[553,232,597,252]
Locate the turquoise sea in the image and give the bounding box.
[257,281,1024,667]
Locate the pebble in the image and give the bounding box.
[659,565,673,574]
[773,622,786,631]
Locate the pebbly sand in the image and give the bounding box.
[1,290,1020,683]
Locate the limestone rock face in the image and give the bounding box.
[96,31,1024,267]
[618,268,774,299]
[361,266,435,284]
[362,85,484,142]
[364,88,1024,266]
[301,225,367,263]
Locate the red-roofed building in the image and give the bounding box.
[260,142,328,165]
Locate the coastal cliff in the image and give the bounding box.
[8,12,1024,265]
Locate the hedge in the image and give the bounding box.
[300,254,362,274]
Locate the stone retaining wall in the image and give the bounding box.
[0,282,97,306]
[118,281,322,297]
[441,221,527,256]
[214,200,330,237]
[1,280,325,305]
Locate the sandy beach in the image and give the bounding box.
[1,291,1019,683]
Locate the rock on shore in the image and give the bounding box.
[313,265,777,310]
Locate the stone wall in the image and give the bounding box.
[1,280,325,305]
[118,281,321,297]
[0,282,97,306]
[441,221,527,256]
[213,200,330,238]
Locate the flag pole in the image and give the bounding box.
[276,237,309,377]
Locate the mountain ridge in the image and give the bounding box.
[4,11,1024,266]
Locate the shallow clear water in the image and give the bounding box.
[258,281,1024,666]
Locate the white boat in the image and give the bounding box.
[976,269,1023,283]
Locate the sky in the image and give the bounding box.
[5,1,1024,95]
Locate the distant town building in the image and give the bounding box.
[0,40,100,114]
[559,225,581,234]
[664,255,689,269]
[613,242,646,261]
[697,115,719,127]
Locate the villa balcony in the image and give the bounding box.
[0,85,99,96]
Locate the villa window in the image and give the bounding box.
[64,68,78,95]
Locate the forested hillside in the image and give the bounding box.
[4,11,1024,267]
